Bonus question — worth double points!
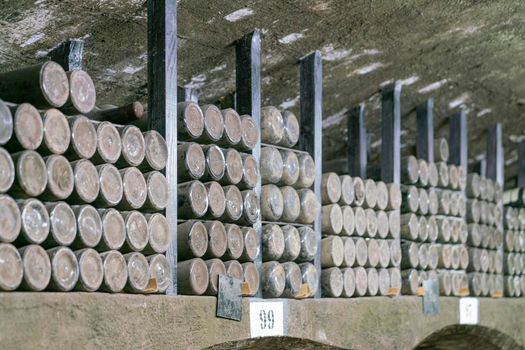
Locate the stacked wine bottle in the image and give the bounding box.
[0,61,171,294]
[175,102,261,297]
[399,138,470,297]
[465,173,504,297]
[258,106,320,299]
[319,173,402,298]
[501,188,525,297]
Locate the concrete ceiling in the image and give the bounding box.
[1,0,525,181]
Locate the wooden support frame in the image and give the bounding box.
[147,0,178,295]
[235,30,262,297]
[448,109,467,170]
[380,82,401,184]
[347,104,367,179]
[299,51,323,298]
[416,99,434,162]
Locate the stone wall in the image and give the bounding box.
[0,293,523,349]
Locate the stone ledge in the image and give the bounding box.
[0,293,523,350]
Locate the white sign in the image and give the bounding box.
[249,301,285,337]
[459,298,479,325]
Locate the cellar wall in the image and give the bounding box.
[2,1,525,168]
[0,293,523,350]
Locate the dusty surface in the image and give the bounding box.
[1,1,525,176]
[0,293,523,349]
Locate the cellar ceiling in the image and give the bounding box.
[1,0,525,180]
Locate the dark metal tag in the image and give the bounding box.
[423,279,440,316]
[216,274,243,321]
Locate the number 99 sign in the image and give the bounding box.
[259,309,275,330]
[250,301,285,337]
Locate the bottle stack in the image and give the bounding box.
[399,138,469,297]
[501,188,525,297]
[0,61,171,294]
[465,172,504,297]
[258,106,320,299]
[319,173,402,298]
[175,102,261,297]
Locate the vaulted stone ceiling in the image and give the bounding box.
[1,0,524,181]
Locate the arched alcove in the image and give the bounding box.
[204,336,348,350]
[203,326,524,350]
[415,325,523,350]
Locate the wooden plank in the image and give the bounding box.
[380,82,401,184]
[235,30,262,297]
[416,99,434,162]
[299,51,322,298]
[147,0,177,295]
[347,104,367,179]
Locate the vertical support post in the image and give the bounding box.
[367,134,372,162]
[416,99,434,162]
[177,86,199,103]
[473,159,487,177]
[486,123,504,186]
[448,109,468,170]
[147,0,177,295]
[347,104,367,178]
[299,51,322,298]
[518,140,525,188]
[380,82,401,184]
[235,30,262,297]
[217,92,237,110]
[486,124,504,285]
[48,39,84,71]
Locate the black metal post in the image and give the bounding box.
[347,104,367,179]
[299,51,322,298]
[48,39,84,71]
[235,30,262,297]
[416,99,434,162]
[177,86,199,103]
[486,123,504,277]
[380,82,401,184]
[486,123,504,186]
[448,109,468,170]
[147,0,177,295]
[518,140,525,188]
[472,159,487,177]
